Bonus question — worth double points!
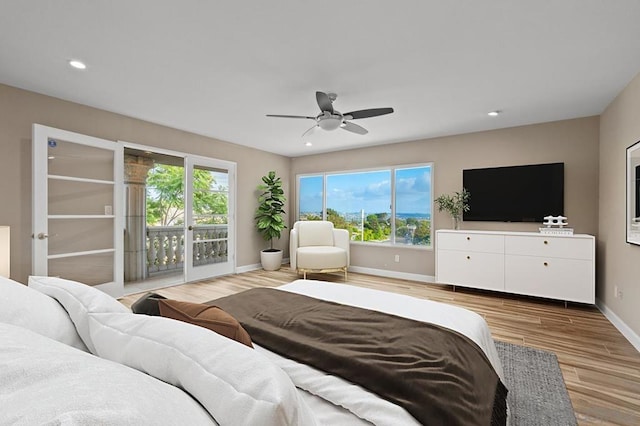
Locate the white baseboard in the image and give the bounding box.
[235,263,262,274]
[236,263,436,285]
[236,257,290,275]
[596,298,640,352]
[347,266,436,284]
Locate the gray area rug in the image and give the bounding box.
[496,341,577,426]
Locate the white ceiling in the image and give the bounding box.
[2,1,640,157]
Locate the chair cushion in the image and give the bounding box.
[296,246,347,270]
[297,221,335,247]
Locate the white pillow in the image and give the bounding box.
[0,276,87,351]
[87,312,318,426]
[0,322,216,425]
[28,276,129,354]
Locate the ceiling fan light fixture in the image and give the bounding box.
[69,60,87,70]
[318,117,342,131]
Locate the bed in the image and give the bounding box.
[0,276,508,425]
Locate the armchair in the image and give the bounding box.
[290,221,350,280]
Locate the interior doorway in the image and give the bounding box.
[122,146,236,295]
[123,148,184,294]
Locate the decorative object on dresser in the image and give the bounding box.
[539,215,573,235]
[434,188,470,230]
[435,230,595,305]
[255,170,287,270]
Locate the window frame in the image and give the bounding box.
[296,162,434,249]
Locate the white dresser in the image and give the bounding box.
[435,230,595,304]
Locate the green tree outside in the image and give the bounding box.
[146,164,228,226]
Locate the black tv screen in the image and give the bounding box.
[462,163,564,222]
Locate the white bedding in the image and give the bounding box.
[0,322,216,426]
[2,276,506,426]
[256,279,506,426]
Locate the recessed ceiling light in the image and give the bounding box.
[305,141,313,147]
[488,110,501,117]
[69,60,87,70]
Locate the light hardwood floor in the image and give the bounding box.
[120,268,640,426]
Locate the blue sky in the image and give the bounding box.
[299,166,431,215]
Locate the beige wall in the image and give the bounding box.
[0,83,606,313]
[599,72,640,337]
[5,72,639,342]
[0,84,291,283]
[291,116,600,278]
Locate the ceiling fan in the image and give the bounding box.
[266,91,394,137]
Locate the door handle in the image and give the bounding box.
[37,233,49,240]
[188,225,193,231]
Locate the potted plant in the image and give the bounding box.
[434,188,470,230]
[255,170,287,270]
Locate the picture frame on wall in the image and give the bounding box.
[626,140,640,245]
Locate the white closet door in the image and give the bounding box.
[32,124,124,297]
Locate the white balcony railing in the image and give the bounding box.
[146,225,228,276]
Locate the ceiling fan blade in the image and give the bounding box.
[266,114,316,120]
[316,91,334,113]
[343,107,394,120]
[341,121,368,135]
[302,125,318,138]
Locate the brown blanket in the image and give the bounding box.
[211,288,507,426]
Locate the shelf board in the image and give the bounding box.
[48,215,115,219]
[48,174,114,185]
[47,248,115,260]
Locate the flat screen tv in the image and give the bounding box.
[462,162,564,222]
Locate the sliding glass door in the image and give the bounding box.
[184,155,235,281]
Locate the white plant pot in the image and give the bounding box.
[260,249,282,271]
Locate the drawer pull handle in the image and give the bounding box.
[466,236,470,240]
[466,256,470,260]
[543,262,548,266]
[544,240,548,245]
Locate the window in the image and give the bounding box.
[297,164,433,247]
[298,175,323,220]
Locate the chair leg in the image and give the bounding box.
[344,268,347,281]
[303,271,307,280]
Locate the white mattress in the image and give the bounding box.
[256,279,506,426]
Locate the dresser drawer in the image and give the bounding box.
[436,250,505,291]
[504,235,593,260]
[505,255,594,303]
[436,231,504,254]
